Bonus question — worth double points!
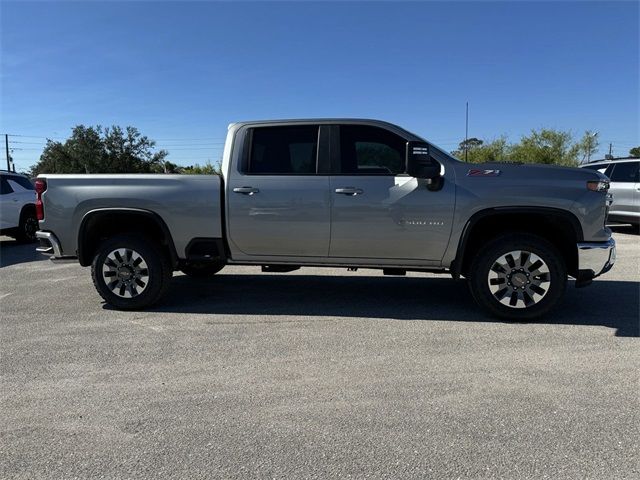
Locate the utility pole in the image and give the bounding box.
[5,134,9,171]
[464,101,469,162]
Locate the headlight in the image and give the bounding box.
[587,180,609,192]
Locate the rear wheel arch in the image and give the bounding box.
[19,203,36,219]
[453,207,583,279]
[77,208,178,267]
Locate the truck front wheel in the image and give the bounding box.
[468,234,567,320]
[91,234,172,310]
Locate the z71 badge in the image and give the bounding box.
[467,169,501,177]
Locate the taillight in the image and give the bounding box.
[35,179,46,220]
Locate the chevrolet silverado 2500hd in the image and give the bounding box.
[35,119,615,319]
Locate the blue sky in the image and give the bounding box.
[1,1,638,172]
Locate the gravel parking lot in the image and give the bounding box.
[1,227,638,479]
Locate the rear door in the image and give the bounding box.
[226,124,331,257]
[328,124,455,262]
[608,161,640,221]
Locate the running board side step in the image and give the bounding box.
[383,268,406,276]
[261,265,301,273]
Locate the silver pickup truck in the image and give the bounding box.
[35,119,616,319]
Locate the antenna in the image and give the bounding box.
[465,102,469,162]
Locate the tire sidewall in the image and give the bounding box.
[469,234,567,320]
[91,235,169,310]
[16,209,38,243]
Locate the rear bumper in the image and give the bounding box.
[575,238,616,287]
[36,231,64,258]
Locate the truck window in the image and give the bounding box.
[247,126,319,175]
[608,162,639,183]
[337,125,406,175]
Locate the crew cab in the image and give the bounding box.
[35,119,616,319]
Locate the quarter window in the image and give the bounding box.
[8,175,34,190]
[609,162,639,183]
[338,125,406,175]
[247,126,319,174]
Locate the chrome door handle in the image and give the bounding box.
[335,187,363,196]
[233,186,260,195]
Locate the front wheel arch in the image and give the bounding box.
[453,208,582,279]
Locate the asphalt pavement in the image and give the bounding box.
[1,227,638,479]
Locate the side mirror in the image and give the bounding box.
[406,142,440,179]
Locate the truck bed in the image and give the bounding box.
[37,174,222,258]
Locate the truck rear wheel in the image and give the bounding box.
[468,234,567,320]
[91,234,172,310]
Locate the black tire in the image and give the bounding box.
[180,261,225,278]
[14,207,38,243]
[91,234,172,310]
[468,233,567,320]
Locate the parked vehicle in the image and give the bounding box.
[35,119,616,319]
[0,172,38,242]
[580,157,639,226]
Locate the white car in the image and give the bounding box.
[0,172,38,242]
[581,158,640,226]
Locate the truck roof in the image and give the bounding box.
[228,118,424,140]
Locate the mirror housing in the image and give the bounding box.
[406,142,441,179]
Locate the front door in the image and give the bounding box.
[226,124,331,258]
[328,125,455,262]
[0,176,19,229]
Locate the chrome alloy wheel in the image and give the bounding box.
[487,250,550,309]
[102,248,149,298]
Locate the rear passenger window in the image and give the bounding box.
[338,125,406,175]
[0,177,13,195]
[609,162,640,182]
[247,126,319,174]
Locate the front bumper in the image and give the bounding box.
[575,238,616,286]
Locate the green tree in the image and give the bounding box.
[181,160,222,175]
[452,137,484,160]
[575,131,600,163]
[153,160,183,173]
[629,146,640,157]
[30,125,168,176]
[452,137,510,163]
[511,129,580,166]
[451,128,600,166]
